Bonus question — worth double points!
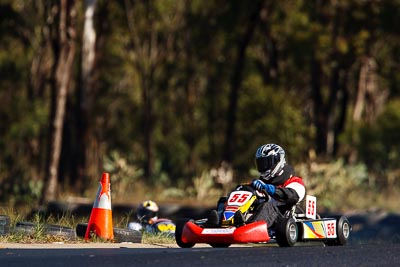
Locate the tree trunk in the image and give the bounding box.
[142,76,155,179]
[350,56,387,164]
[41,0,76,205]
[310,54,326,155]
[75,0,97,193]
[223,0,263,163]
[333,70,349,155]
[124,0,161,180]
[353,56,381,123]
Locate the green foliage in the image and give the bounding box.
[297,159,369,211]
[0,96,47,204]
[0,0,399,211]
[235,75,310,174]
[159,168,223,205]
[356,99,400,187]
[103,151,143,200]
[191,170,222,202]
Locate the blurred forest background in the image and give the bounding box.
[0,0,399,212]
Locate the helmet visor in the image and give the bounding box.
[255,156,276,173]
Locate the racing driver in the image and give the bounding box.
[247,143,306,228]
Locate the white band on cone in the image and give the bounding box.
[93,184,112,210]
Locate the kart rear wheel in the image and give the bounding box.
[175,219,195,248]
[325,216,351,246]
[275,218,298,247]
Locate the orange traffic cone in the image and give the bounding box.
[85,172,114,240]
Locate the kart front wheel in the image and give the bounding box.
[275,218,298,247]
[175,219,195,248]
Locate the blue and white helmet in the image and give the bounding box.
[255,144,286,182]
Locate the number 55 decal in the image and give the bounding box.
[324,220,337,238]
[305,195,317,219]
[227,191,252,206]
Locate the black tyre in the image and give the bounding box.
[0,215,11,235]
[13,222,37,235]
[175,219,195,248]
[45,224,77,240]
[113,227,142,243]
[275,218,298,247]
[13,222,76,240]
[209,243,231,248]
[325,216,351,246]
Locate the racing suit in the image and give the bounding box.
[248,170,306,228]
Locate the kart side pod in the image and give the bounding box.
[181,221,270,245]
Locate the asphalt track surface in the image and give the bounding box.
[1,242,399,267]
[1,209,399,266]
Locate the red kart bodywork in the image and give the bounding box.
[181,221,270,244]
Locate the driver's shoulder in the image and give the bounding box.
[283,175,304,187]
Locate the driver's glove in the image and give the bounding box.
[252,179,276,195]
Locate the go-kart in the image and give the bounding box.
[175,184,351,248]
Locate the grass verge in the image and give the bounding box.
[0,210,174,244]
